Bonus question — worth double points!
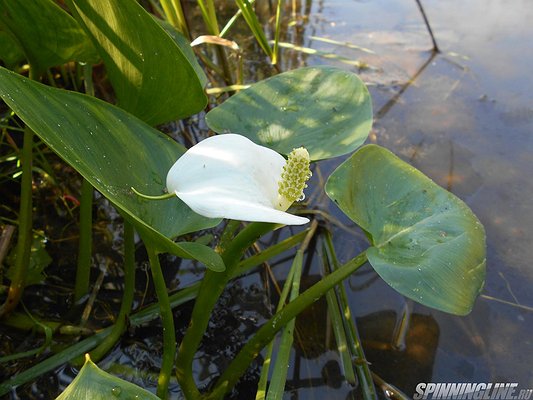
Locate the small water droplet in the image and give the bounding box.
[111,386,122,397]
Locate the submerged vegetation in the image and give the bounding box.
[0,1,487,399]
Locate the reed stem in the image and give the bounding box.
[147,245,176,399]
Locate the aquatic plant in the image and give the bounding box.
[0,1,485,399]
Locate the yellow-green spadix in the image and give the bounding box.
[166,134,311,225]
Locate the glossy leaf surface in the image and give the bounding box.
[0,67,223,271]
[326,145,486,315]
[55,355,159,399]
[0,0,98,73]
[68,0,207,125]
[206,66,373,160]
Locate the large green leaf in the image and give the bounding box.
[0,66,223,271]
[55,355,159,399]
[0,0,98,73]
[156,18,207,89]
[205,66,373,161]
[325,145,486,315]
[0,27,24,69]
[67,0,207,125]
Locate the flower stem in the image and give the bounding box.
[147,244,176,400]
[207,251,369,399]
[175,222,277,399]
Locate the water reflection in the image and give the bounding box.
[309,0,533,393]
[359,311,439,396]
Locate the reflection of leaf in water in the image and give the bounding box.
[270,275,334,359]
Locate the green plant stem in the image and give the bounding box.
[260,221,316,400]
[323,281,357,385]
[207,252,369,399]
[219,5,244,37]
[215,46,233,85]
[0,124,34,317]
[171,0,189,38]
[160,0,190,38]
[265,250,302,399]
[197,0,219,35]
[147,244,176,400]
[176,222,277,399]
[256,223,316,400]
[89,222,135,362]
[195,0,233,84]
[271,0,282,65]
[234,0,273,60]
[239,229,308,276]
[218,220,241,251]
[324,232,377,399]
[74,177,93,302]
[1,312,94,336]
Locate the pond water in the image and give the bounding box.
[3,0,532,398]
[281,0,533,397]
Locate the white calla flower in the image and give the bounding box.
[166,134,310,225]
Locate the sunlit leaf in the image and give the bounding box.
[0,67,223,271]
[0,0,98,73]
[325,145,486,315]
[206,66,372,161]
[67,0,207,125]
[156,18,207,89]
[55,355,159,399]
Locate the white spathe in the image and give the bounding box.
[166,134,309,225]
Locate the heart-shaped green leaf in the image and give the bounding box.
[0,0,98,73]
[67,0,207,125]
[325,145,486,315]
[206,66,373,161]
[0,67,223,271]
[55,355,159,399]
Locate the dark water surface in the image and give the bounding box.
[285,0,532,397]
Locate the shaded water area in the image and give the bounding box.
[1,0,532,398]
